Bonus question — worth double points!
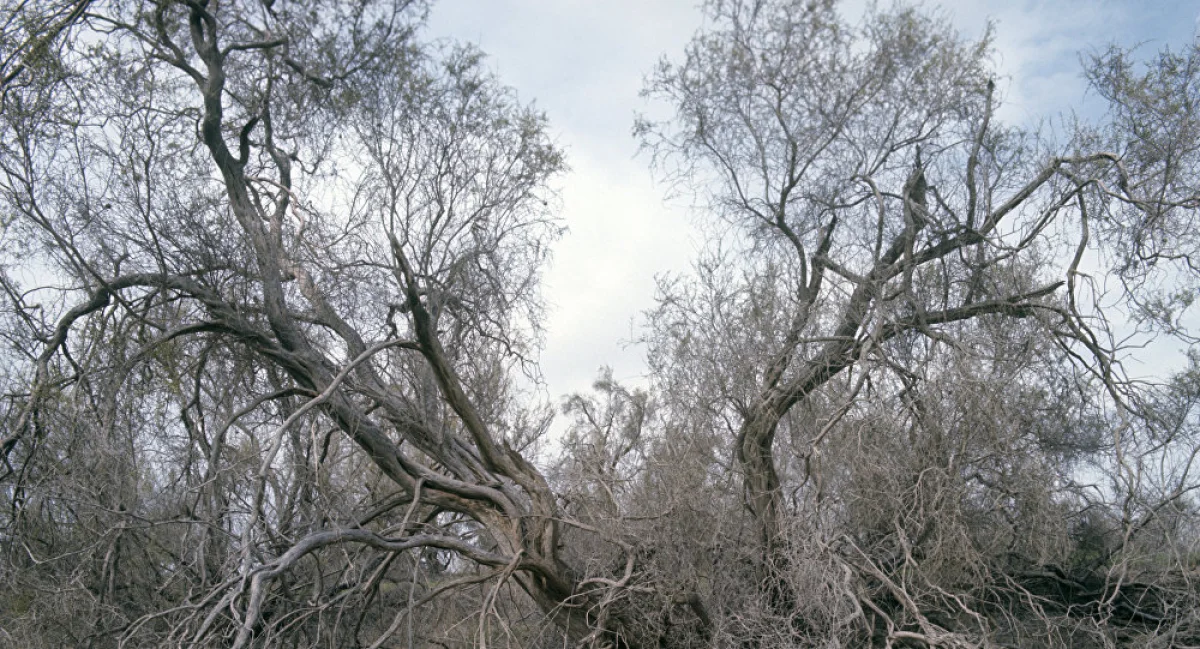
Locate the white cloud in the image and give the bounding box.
[426,1,702,401]
[424,1,1200,402]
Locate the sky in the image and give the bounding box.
[422,0,1200,404]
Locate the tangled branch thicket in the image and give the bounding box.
[2,0,1200,647]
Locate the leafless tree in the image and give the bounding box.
[2,0,1200,648]
[634,0,1200,646]
[0,0,621,646]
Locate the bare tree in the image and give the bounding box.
[0,0,92,105]
[634,0,1200,645]
[0,1,630,647]
[3,0,1200,648]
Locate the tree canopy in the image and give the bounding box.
[2,1,1200,648]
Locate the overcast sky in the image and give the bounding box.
[422,1,1200,404]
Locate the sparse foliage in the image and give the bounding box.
[2,0,1200,648]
